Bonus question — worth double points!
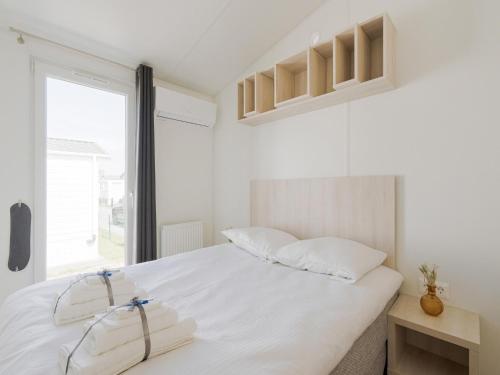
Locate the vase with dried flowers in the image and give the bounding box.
[418,263,444,316]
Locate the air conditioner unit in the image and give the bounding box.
[155,86,216,128]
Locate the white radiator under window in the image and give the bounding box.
[160,221,203,257]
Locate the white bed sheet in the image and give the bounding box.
[0,243,403,375]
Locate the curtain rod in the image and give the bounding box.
[9,26,137,72]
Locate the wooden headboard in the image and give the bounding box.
[250,176,396,268]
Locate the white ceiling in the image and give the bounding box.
[0,0,325,95]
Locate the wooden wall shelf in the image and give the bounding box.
[237,13,395,126]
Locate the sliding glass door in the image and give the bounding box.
[34,61,136,280]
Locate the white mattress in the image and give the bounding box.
[0,243,403,375]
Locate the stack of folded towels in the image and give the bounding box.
[59,300,197,375]
[54,271,146,325]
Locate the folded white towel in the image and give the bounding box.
[70,279,136,305]
[54,289,147,326]
[60,318,196,375]
[105,298,162,320]
[82,304,178,355]
[95,306,166,332]
[84,271,125,285]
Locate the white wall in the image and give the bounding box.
[0,31,34,300]
[213,0,500,373]
[155,115,213,247]
[0,30,214,300]
[0,31,136,299]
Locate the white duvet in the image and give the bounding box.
[0,244,403,375]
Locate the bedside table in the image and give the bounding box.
[388,294,480,375]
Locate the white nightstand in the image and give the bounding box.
[388,294,480,375]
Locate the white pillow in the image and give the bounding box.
[274,236,387,283]
[221,227,298,261]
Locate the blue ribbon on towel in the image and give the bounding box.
[64,297,153,374]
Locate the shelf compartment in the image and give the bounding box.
[359,13,395,84]
[244,74,256,116]
[275,51,309,107]
[389,323,469,375]
[309,41,334,97]
[358,15,384,82]
[237,80,244,120]
[333,27,356,89]
[395,344,468,375]
[255,69,275,113]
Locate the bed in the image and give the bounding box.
[0,176,402,375]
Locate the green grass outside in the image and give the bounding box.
[47,229,125,279]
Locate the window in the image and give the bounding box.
[34,61,136,281]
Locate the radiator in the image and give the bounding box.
[160,221,203,257]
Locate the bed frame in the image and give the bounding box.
[250,176,396,268]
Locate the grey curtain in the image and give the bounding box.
[136,64,157,263]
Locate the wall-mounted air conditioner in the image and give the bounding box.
[155,86,216,128]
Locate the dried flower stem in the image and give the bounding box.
[419,263,438,287]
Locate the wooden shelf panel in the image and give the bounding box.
[274,93,310,108]
[240,76,394,125]
[237,81,244,120]
[244,74,256,116]
[391,344,468,375]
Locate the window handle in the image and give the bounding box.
[128,191,134,210]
